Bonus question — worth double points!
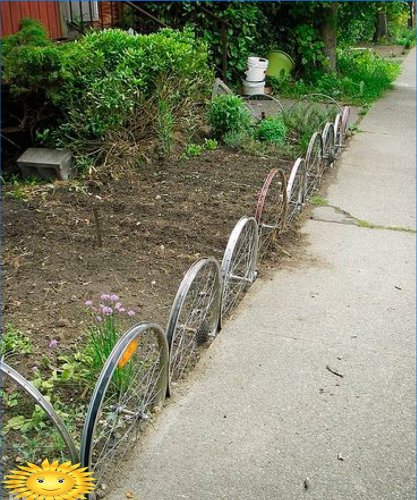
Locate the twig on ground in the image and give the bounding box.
[326,364,344,378]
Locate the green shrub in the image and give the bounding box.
[208,94,251,138]
[2,18,62,93]
[2,25,212,166]
[143,2,275,82]
[255,116,287,146]
[291,24,326,76]
[396,28,416,48]
[337,48,400,102]
[274,48,400,105]
[283,104,334,154]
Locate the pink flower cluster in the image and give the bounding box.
[84,293,136,322]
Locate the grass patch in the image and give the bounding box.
[273,47,400,105]
[1,324,33,358]
[356,219,416,233]
[310,196,328,207]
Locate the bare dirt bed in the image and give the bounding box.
[3,147,296,372]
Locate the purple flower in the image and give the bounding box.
[32,366,38,372]
[119,307,126,313]
[114,302,123,310]
[100,294,111,301]
[85,300,93,307]
[127,310,136,317]
[48,339,58,349]
[101,306,113,315]
[109,294,120,302]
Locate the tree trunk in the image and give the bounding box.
[373,9,387,43]
[319,3,338,73]
[409,1,416,28]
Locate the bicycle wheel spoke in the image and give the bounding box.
[1,361,77,481]
[81,323,168,490]
[305,132,324,198]
[221,217,258,320]
[256,169,287,262]
[167,258,222,384]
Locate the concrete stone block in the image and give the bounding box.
[17,148,74,181]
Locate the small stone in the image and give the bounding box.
[337,452,345,461]
[95,488,106,498]
[394,285,402,290]
[57,319,70,328]
[70,295,77,302]
[155,195,162,200]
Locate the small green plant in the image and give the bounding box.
[310,196,328,207]
[1,324,33,358]
[208,94,251,139]
[182,143,203,158]
[3,176,41,201]
[83,294,137,384]
[255,116,287,146]
[203,138,218,151]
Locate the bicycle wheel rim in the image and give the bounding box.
[1,361,78,476]
[80,322,168,489]
[245,94,284,120]
[166,258,222,386]
[221,217,258,321]
[305,132,324,197]
[255,169,288,261]
[286,157,306,223]
[334,113,343,155]
[322,121,335,170]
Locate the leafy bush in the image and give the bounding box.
[142,2,276,82]
[283,104,335,154]
[255,116,287,146]
[337,48,400,102]
[396,28,416,48]
[2,25,212,166]
[291,24,326,76]
[208,94,251,138]
[274,48,400,105]
[2,18,62,93]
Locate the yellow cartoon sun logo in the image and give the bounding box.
[3,458,95,499]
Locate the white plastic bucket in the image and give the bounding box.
[243,80,266,96]
[245,57,269,82]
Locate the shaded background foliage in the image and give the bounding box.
[1,1,413,171]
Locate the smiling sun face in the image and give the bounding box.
[26,470,75,495]
[3,458,95,499]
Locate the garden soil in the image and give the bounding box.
[3,148,297,377]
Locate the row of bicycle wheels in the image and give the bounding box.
[256,104,350,259]
[2,103,350,497]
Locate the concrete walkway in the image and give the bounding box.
[109,50,416,500]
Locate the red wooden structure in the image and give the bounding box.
[1,1,62,39]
